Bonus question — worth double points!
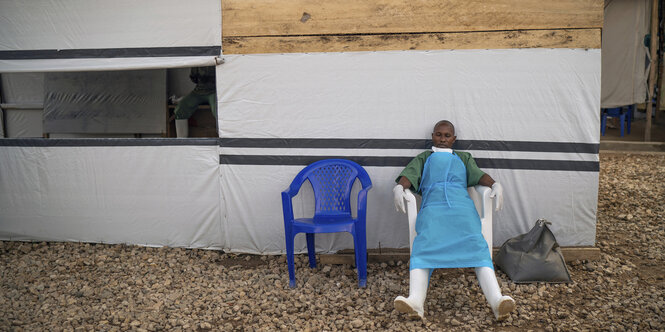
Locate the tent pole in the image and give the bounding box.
[656,0,665,123]
[646,0,659,141]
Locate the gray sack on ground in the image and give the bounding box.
[494,219,572,283]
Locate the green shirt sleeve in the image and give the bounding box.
[395,151,431,194]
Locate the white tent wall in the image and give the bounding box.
[0,0,222,72]
[0,141,224,248]
[601,0,651,108]
[217,49,601,254]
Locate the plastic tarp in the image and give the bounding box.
[2,109,43,137]
[0,141,223,248]
[0,72,44,137]
[0,0,221,73]
[601,0,650,108]
[0,69,199,138]
[217,49,601,254]
[43,70,166,134]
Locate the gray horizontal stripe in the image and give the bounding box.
[220,138,427,149]
[0,138,598,171]
[219,138,598,154]
[0,138,219,147]
[457,140,599,154]
[474,158,599,172]
[219,155,599,172]
[219,155,411,167]
[0,46,221,60]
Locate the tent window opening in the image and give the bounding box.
[0,68,218,138]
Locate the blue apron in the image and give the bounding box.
[409,152,494,270]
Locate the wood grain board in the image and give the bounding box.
[222,28,600,54]
[222,0,603,37]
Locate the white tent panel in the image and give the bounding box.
[0,144,223,248]
[0,0,221,51]
[491,168,599,248]
[0,0,221,72]
[218,49,600,143]
[217,49,601,253]
[221,165,304,253]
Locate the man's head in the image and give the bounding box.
[431,120,456,149]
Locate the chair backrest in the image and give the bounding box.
[295,159,371,218]
[603,107,624,117]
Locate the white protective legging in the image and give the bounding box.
[408,266,502,308]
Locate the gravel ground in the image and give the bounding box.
[1,153,664,331]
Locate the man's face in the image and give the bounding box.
[431,124,456,149]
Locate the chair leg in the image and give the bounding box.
[627,105,633,134]
[306,233,316,268]
[353,227,368,288]
[619,113,626,137]
[286,232,296,288]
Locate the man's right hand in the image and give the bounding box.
[393,184,406,213]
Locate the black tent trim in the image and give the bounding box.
[0,46,221,60]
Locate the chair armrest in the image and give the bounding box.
[281,178,304,222]
[282,181,302,198]
[469,185,493,257]
[356,185,373,221]
[469,185,492,220]
[404,189,418,252]
[281,191,295,222]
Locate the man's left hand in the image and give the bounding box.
[490,182,504,211]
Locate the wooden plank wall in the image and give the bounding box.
[222,0,603,54]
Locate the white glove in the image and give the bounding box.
[393,184,406,213]
[490,182,504,211]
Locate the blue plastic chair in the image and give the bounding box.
[281,159,372,288]
[601,105,633,137]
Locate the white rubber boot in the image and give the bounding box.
[475,266,515,321]
[175,119,189,138]
[394,268,429,319]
